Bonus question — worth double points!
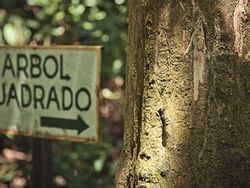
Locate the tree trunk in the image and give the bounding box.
[116,0,250,187]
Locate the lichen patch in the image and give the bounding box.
[233,0,248,55]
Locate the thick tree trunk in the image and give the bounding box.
[116,0,250,187]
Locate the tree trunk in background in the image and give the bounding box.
[116,0,250,187]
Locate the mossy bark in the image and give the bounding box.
[116,0,250,187]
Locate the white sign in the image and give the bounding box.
[0,45,101,143]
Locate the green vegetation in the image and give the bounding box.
[0,0,127,76]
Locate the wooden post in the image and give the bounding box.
[0,135,4,152]
[32,138,53,188]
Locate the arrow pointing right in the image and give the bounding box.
[40,115,89,135]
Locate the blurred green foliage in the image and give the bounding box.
[0,0,127,187]
[0,157,17,182]
[0,0,127,76]
[53,143,116,188]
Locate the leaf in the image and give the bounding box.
[93,156,105,172]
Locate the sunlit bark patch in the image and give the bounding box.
[233,0,248,55]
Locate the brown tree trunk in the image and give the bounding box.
[116,0,250,187]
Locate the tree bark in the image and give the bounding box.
[116,0,250,187]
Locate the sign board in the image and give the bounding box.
[0,45,101,143]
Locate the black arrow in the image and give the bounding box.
[40,115,89,135]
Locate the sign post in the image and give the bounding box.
[32,138,52,188]
[0,45,101,143]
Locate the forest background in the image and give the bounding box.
[0,0,127,187]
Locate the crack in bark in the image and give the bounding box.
[157,108,168,147]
